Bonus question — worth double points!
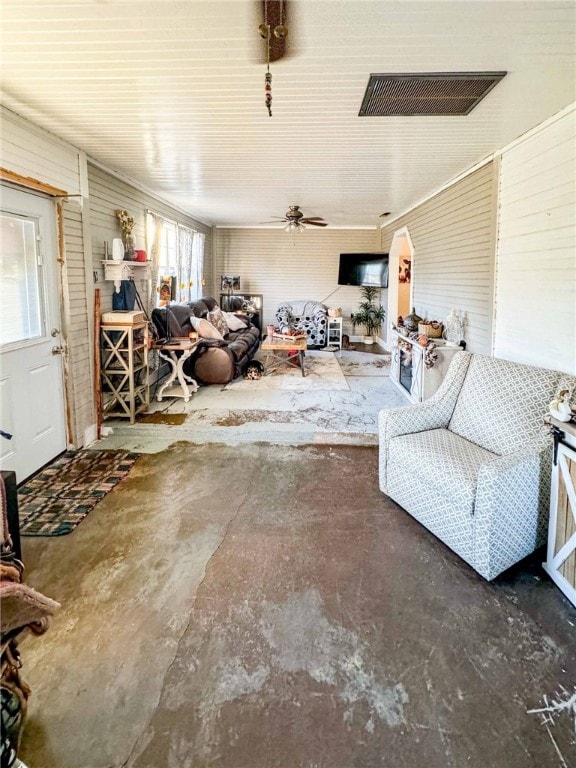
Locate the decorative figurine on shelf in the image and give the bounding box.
[549,389,573,422]
[115,208,136,261]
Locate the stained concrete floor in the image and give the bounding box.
[96,348,407,453]
[18,443,576,768]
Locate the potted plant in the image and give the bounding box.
[351,286,386,344]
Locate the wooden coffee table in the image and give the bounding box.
[261,335,307,377]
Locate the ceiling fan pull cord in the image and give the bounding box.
[263,1,272,116]
[265,69,272,117]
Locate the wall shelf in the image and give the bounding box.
[101,260,152,290]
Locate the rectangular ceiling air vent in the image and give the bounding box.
[359,72,507,116]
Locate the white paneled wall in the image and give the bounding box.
[0,106,82,195]
[61,200,95,444]
[380,162,497,355]
[88,164,213,314]
[214,228,381,334]
[494,107,576,374]
[0,107,93,447]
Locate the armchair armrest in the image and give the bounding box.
[379,350,471,440]
[312,304,328,321]
[473,440,553,579]
[378,351,472,494]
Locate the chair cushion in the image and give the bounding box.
[448,355,561,455]
[387,428,498,514]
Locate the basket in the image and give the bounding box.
[418,321,443,339]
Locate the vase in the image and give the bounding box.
[123,233,135,261]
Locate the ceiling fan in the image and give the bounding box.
[260,205,328,230]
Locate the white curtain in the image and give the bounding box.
[177,225,195,303]
[192,232,205,300]
[145,211,165,317]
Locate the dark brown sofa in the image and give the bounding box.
[151,297,260,385]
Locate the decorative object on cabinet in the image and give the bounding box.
[389,329,462,402]
[443,308,465,345]
[100,319,149,423]
[544,418,576,606]
[549,388,574,422]
[115,208,136,260]
[401,307,423,332]
[418,320,443,338]
[351,286,386,344]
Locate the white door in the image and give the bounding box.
[0,186,67,482]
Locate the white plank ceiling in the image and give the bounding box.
[1,0,574,228]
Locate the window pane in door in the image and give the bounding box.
[0,213,43,345]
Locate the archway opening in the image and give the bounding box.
[387,227,414,340]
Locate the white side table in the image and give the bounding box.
[326,316,343,349]
[544,417,576,607]
[154,338,199,403]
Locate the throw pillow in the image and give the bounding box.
[207,307,229,337]
[190,316,225,341]
[223,312,249,332]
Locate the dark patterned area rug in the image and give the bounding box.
[18,450,140,536]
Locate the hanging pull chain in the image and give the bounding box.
[265,67,272,117]
[264,1,272,116]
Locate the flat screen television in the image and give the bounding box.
[338,253,389,288]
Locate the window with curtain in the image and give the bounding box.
[146,213,205,308]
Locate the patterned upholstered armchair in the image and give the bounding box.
[275,300,328,347]
[379,352,576,580]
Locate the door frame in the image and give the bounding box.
[387,226,415,341]
[1,173,75,453]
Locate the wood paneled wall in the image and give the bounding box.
[214,228,380,334]
[493,107,575,374]
[61,201,94,444]
[380,162,497,355]
[88,163,213,314]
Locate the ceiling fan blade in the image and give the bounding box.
[258,220,287,225]
[302,220,328,227]
[300,216,324,222]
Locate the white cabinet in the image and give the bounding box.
[326,317,343,349]
[544,419,576,607]
[389,330,462,402]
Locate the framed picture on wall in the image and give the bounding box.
[221,275,241,292]
[158,275,176,306]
